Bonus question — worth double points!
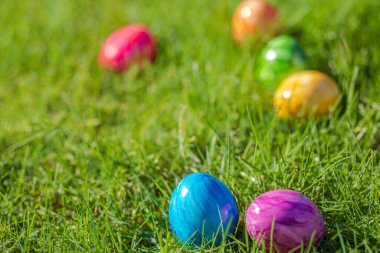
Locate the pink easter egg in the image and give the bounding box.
[246,189,324,252]
[98,24,156,72]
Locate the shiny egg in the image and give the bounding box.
[232,0,279,44]
[98,24,156,72]
[169,172,239,247]
[273,70,341,118]
[246,189,325,253]
[256,35,308,90]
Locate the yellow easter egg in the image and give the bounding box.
[273,70,341,118]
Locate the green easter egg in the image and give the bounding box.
[256,35,308,91]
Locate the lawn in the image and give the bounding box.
[0,0,379,252]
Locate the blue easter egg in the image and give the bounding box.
[169,172,239,247]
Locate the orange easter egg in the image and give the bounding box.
[232,0,279,44]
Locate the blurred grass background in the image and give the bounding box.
[0,0,379,251]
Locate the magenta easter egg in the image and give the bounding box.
[246,189,324,252]
[98,24,156,72]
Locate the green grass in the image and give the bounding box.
[0,0,379,252]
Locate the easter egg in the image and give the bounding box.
[98,24,156,72]
[232,0,279,44]
[273,70,340,118]
[246,189,324,253]
[169,172,239,247]
[256,35,308,90]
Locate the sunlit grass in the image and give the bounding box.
[0,0,379,251]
